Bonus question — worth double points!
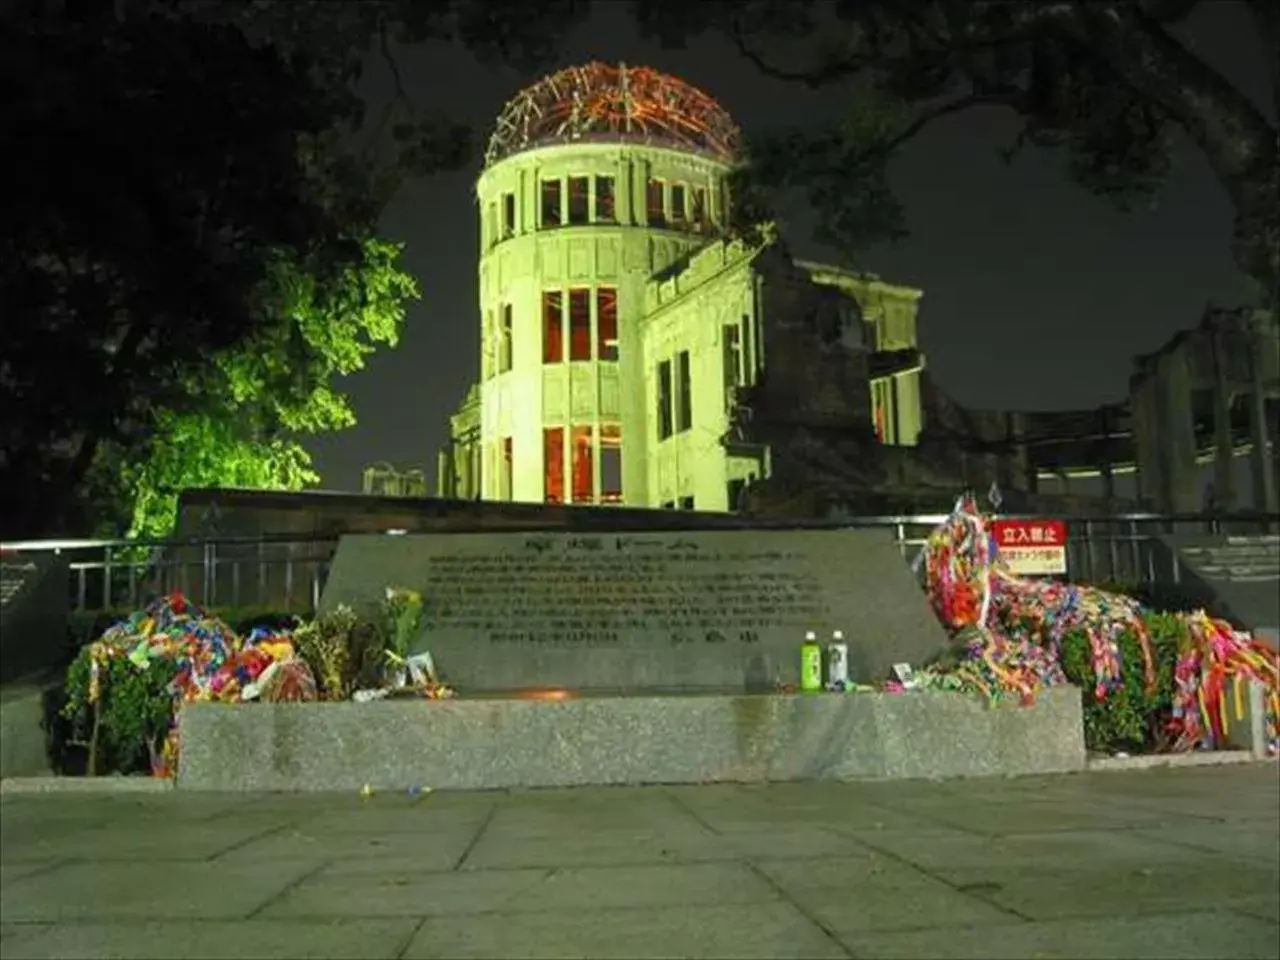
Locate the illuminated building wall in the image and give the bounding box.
[440,63,924,511]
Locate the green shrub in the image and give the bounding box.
[60,646,180,775]
[52,604,306,775]
[1059,612,1182,754]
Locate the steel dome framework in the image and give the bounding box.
[484,62,741,167]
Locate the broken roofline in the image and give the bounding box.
[795,260,923,302]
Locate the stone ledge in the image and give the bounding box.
[176,686,1086,792]
[0,775,173,796]
[1086,750,1269,773]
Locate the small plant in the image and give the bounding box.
[61,646,178,775]
[293,605,388,699]
[1059,612,1181,754]
[293,605,356,699]
[381,587,424,663]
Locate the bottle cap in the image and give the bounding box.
[832,630,844,641]
[804,630,817,641]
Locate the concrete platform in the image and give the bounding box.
[175,686,1086,792]
[2,762,1276,959]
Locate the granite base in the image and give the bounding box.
[176,686,1086,792]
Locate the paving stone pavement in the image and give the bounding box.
[0,762,1277,959]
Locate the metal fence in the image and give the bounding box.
[0,512,1275,615]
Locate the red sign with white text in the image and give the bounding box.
[991,519,1067,575]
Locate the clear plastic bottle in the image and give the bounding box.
[827,630,849,688]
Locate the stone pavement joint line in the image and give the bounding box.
[0,763,1277,959]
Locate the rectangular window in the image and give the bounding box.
[741,312,753,382]
[541,179,562,227]
[661,501,676,510]
[722,323,741,402]
[670,184,686,224]
[691,186,707,227]
[676,349,692,432]
[657,359,673,441]
[569,289,591,361]
[499,304,513,373]
[594,175,615,222]
[542,291,564,364]
[600,424,622,503]
[567,176,589,225]
[596,287,618,361]
[501,436,513,500]
[543,427,565,504]
[571,425,593,503]
[646,178,665,226]
[679,495,695,511]
[482,309,494,379]
[502,193,516,236]
[486,202,498,247]
[727,478,746,512]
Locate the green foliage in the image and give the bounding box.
[61,646,180,776]
[292,605,386,699]
[1059,613,1183,754]
[381,587,424,661]
[53,604,306,775]
[3,0,580,540]
[0,8,377,538]
[91,238,419,539]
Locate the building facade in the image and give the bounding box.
[437,62,925,512]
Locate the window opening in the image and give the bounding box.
[657,359,673,440]
[543,291,564,364]
[499,304,513,373]
[569,289,591,361]
[600,424,622,503]
[502,193,516,237]
[541,179,562,227]
[646,178,665,226]
[567,176,589,225]
[676,350,692,432]
[727,479,746,512]
[670,184,686,224]
[543,427,565,503]
[571,425,594,503]
[594,175,616,222]
[691,186,707,228]
[501,437,513,500]
[596,287,618,361]
[722,323,741,406]
[482,309,494,379]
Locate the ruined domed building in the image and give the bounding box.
[436,62,926,514]
[434,62,1277,518]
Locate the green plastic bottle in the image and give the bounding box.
[800,630,823,692]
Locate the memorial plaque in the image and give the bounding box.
[1158,534,1280,639]
[320,528,951,692]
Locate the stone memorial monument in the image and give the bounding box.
[319,527,952,692]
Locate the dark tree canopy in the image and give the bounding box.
[632,0,1279,306]
[0,0,585,539]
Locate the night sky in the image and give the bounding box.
[305,1,1270,493]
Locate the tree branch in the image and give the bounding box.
[378,16,411,107]
[873,90,1020,161]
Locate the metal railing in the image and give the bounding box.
[0,512,1275,615]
